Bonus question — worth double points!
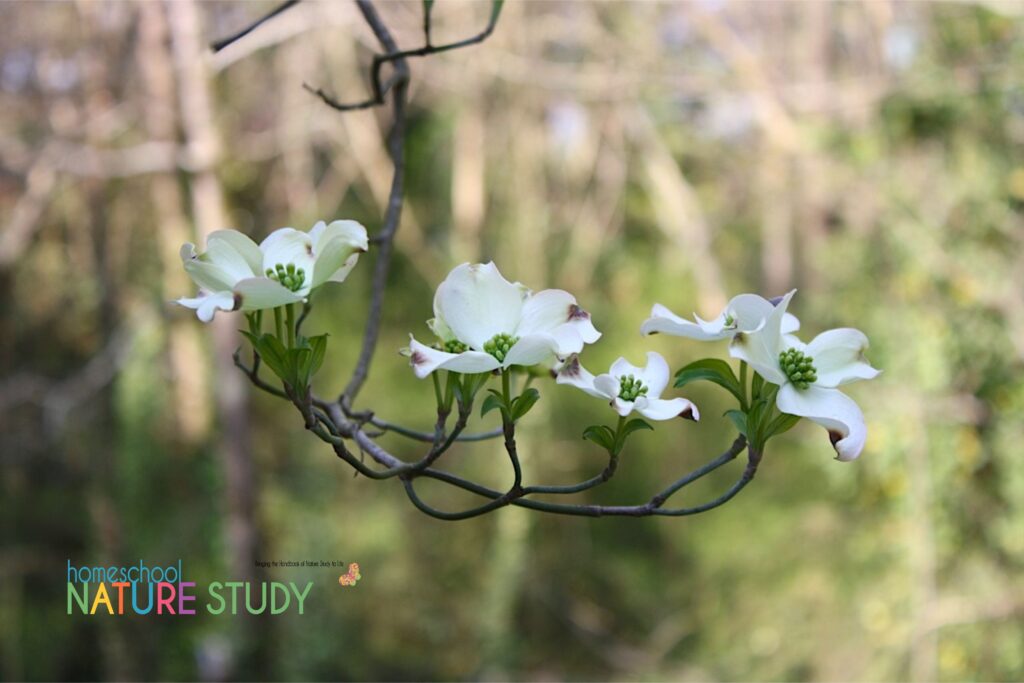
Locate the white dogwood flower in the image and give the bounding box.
[177,221,368,322]
[730,291,880,461]
[259,220,368,298]
[557,351,699,421]
[177,230,303,322]
[640,293,800,341]
[405,262,601,377]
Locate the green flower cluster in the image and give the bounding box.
[483,333,518,362]
[618,374,649,401]
[442,339,467,354]
[266,263,306,292]
[779,348,817,389]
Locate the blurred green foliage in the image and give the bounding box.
[1,1,1023,681]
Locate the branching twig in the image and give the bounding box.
[210,0,301,53]
[304,0,504,113]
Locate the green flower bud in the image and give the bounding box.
[618,374,649,402]
[483,333,519,362]
[779,348,818,390]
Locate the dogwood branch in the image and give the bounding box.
[230,0,767,520]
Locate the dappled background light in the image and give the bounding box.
[1,1,1023,680]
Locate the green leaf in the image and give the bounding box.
[620,418,653,439]
[746,396,774,448]
[306,334,328,377]
[674,358,744,403]
[290,347,313,387]
[451,375,465,406]
[241,329,259,347]
[724,409,748,436]
[751,372,765,400]
[510,388,540,422]
[613,418,653,454]
[468,372,491,397]
[480,393,505,418]
[245,332,290,385]
[582,425,616,452]
[764,412,801,440]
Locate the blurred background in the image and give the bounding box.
[2,0,1024,680]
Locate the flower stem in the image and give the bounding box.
[274,306,284,342]
[501,367,512,408]
[445,372,456,411]
[432,371,444,409]
[285,303,296,348]
[739,360,749,411]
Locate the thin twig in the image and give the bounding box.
[339,0,410,405]
[365,414,503,443]
[210,0,301,53]
[305,1,504,113]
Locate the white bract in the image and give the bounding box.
[641,293,800,341]
[259,220,368,297]
[177,221,368,322]
[730,291,880,461]
[557,351,699,421]
[405,262,601,378]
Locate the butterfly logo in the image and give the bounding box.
[338,562,361,587]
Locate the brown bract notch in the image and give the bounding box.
[828,430,842,446]
[560,355,582,377]
[568,304,590,321]
[679,406,696,421]
[232,292,243,311]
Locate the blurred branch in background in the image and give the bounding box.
[167,0,271,674]
[210,0,300,53]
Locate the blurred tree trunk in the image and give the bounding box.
[477,443,533,678]
[137,1,212,446]
[451,103,486,264]
[758,146,795,295]
[632,107,727,314]
[276,40,317,218]
[78,5,135,678]
[792,2,830,294]
[758,4,794,295]
[165,0,271,675]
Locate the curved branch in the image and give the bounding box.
[252,364,762,521]
[402,442,760,521]
[363,414,503,443]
